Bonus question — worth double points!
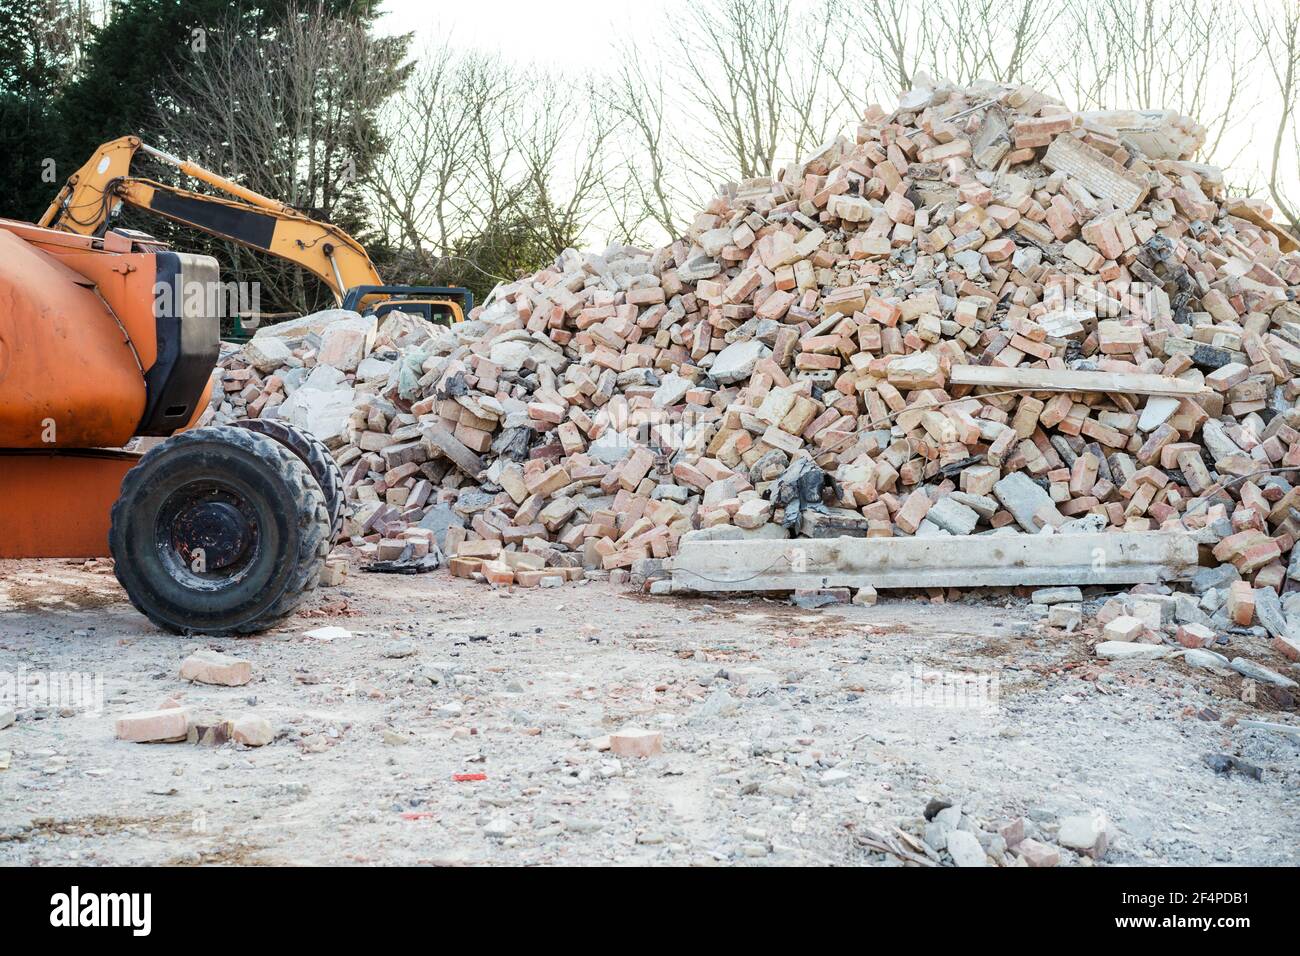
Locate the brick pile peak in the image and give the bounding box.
[211,76,1300,609]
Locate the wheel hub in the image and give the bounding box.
[168,492,256,572]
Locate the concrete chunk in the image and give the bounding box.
[671,532,1198,591]
[926,497,979,535]
[1031,586,1082,605]
[993,472,1062,532]
[709,340,770,384]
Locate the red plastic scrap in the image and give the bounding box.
[452,772,487,782]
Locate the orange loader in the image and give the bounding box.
[0,217,341,634]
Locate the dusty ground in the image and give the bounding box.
[1,557,1297,867]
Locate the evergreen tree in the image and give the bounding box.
[1,0,409,315]
[0,0,80,220]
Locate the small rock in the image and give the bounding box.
[1057,810,1109,859]
[946,829,987,867]
[1103,615,1145,643]
[764,779,799,799]
[1048,603,1082,630]
[179,650,252,687]
[792,588,851,609]
[1182,648,1231,672]
[1015,837,1060,867]
[934,805,963,829]
[186,716,234,747]
[923,797,952,820]
[1095,641,1170,660]
[1203,753,1262,780]
[1175,623,1216,648]
[231,714,274,747]
[1230,657,1298,689]
[1031,586,1082,605]
[304,625,350,642]
[609,727,663,758]
[852,586,878,606]
[998,817,1025,848]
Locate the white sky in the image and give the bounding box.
[375,0,663,69]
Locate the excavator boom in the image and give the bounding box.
[40,136,382,304]
[40,136,471,324]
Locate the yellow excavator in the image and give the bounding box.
[39,135,472,333]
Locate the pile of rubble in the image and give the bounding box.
[209,77,1300,651]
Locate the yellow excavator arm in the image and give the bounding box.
[39,136,384,305]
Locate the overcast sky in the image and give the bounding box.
[376,0,664,70]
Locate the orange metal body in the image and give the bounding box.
[0,451,140,558]
[0,219,211,557]
[0,220,160,448]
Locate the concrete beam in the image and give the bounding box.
[669,531,1200,593]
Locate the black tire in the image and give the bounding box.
[233,417,346,544]
[109,426,330,635]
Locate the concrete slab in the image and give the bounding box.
[669,531,1199,592]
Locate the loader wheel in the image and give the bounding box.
[232,417,346,544]
[109,426,330,635]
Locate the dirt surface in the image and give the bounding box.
[1,557,1297,866]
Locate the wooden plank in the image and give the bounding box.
[1222,199,1299,254]
[950,364,1201,397]
[669,531,1199,592]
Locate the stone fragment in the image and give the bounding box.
[116,709,188,743]
[232,715,275,747]
[1015,838,1060,867]
[179,650,252,687]
[608,727,663,758]
[1057,811,1110,859]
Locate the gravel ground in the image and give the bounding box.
[1,557,1297,866]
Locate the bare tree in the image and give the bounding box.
[607,0,858,240]
[1057,0,1256,165]
[366,48,515,261]
[365,45,630,294]
[1249,0,1300,233]
[666,0,845,182]
[828,0,923,96]
[515,73,625,254]
[826,0,1057,100]
[156,3,408,312]
[604,49,695,240]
